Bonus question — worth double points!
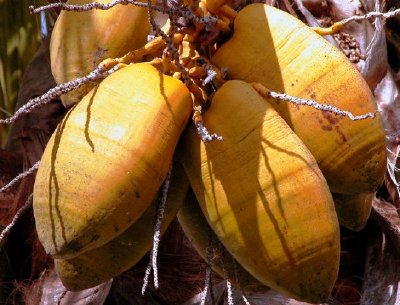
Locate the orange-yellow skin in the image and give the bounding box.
[55,163,189,291]
[180,80,340,303]
[178,188,269,293]
[50,0,150,106]
[212,3,386,195]
[333,192,374,231]
[33,63,192,259]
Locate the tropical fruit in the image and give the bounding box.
[178,188,269,293]
[333,192,374,231]
[33,63,192,259]
[180,80,340,303]
[50,0,150,106]
[212,3,386,195]
[55,164,189,291]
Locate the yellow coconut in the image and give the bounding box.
[55,163,189,291]
[212,3,386,195]
[180,80,340,303]
[33,63,192,259]
[50,0,150,106]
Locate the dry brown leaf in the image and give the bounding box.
[371,199,400,255]
[374,70,400,206]
[359,0,388,89]
[35,269,112,305]
[293,0,339,47]
[360,221,400,305]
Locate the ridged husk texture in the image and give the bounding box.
[180,80,340,303]
[50,0,150,106]
[33,63,192,259]
[55,163,189,291]
[212,3,386,195]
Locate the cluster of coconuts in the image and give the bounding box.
[32,1,387,303]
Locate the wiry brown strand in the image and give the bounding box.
[0,66,119,125]
[0,161,40,193]
[144,0,194,86]
[0,194,33,247]
[29,1,218,27]
[195,122,223,143]
[313,7,400,35]
[142,168,172,294]
[226,280,234,305]
[267,91,376,120]
[200,236,214,305]
[242,295,251,305]
[151,168,172,289]
[29,0,147,13]
[341,8,400,26]
[252,83,376,121]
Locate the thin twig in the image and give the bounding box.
[0,194,33,247]
[0,65,119,125]
[311,7,400,35]
[242,294,251,305]
[341,8,400,26]
[0,161,40,193]
[268,91,376,120]
[30,0,146,13]
[200,237,214,305]
[141,168,172,294]
[151,168,171,289]
[195,121,223,143]
[226,280,234,305]
[141,263,152,295]
[29,1,218,27]
[252,83,376,121]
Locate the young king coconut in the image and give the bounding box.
[33,63,192,259]
[180,80,340,303]
[211,3,387,196]
[50,0,150,106]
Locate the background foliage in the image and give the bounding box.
[0,0,44,146]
